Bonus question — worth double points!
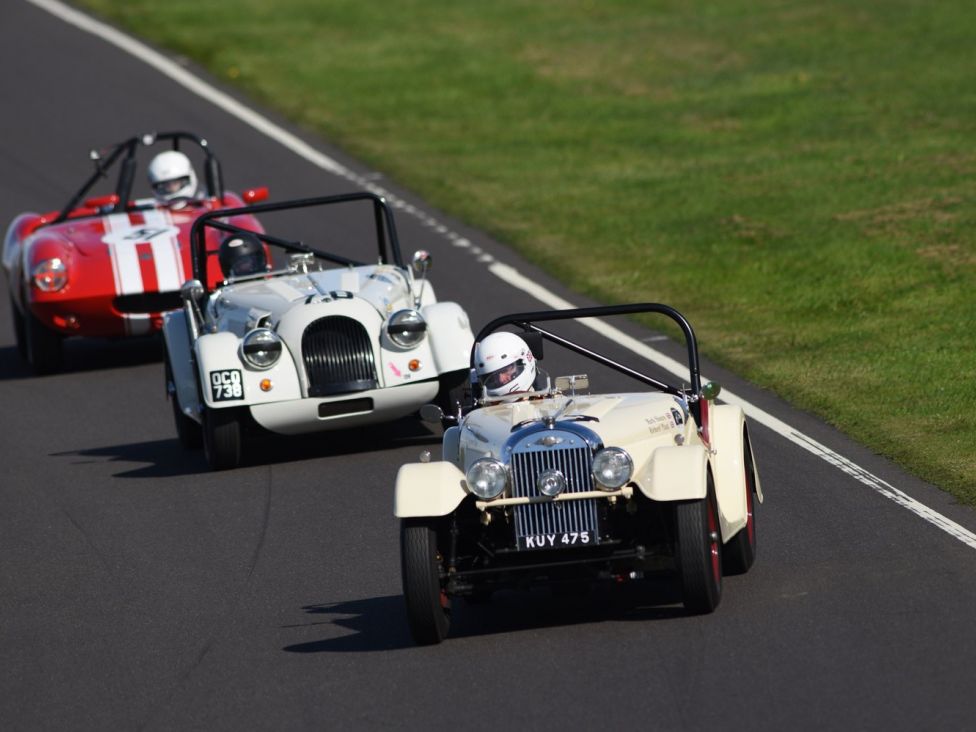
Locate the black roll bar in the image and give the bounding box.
[472,303,702,398]
[53,131,222,224]
[188,191,404,286]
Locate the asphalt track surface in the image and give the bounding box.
[3,2,976,730]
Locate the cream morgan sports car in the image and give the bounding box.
[395,304,763,644]
[163,192,474,470]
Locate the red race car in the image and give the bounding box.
[2,131,268,374]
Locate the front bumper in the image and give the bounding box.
[249,379,439,434]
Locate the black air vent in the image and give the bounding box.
[113,291,182,314]
[302,316,378,397]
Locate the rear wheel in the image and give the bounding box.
[401,520,450,645]
[24,307,63,375]
[723,434,758,575]
[202,406,243,470]
[675,476,722,614]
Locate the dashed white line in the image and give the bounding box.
[26,0,976,551]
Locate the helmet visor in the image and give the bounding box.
[482,360,526,392]
[153,176,191,196]
[229,252,267,276]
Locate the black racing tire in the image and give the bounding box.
[164,345,202,449]
[10,295,27,360]
[202,406,243,471]
[722,432,758,575]
[400,519,450,645]
[675,475,722,614]
[24,306,63,375]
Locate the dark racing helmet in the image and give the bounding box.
[218,232,267,278]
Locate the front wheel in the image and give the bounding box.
[675,477,722,614]
[202,406,243,470]
[10,295,26,360]
[24,307,63,375]
[401,520,450,645]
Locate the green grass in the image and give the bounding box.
[76,0,976,503]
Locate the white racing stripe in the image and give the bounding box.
[142,209,184,291]
[103,212,143,295]
[27,0,976,550]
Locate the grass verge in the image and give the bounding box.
[75,0,976,503]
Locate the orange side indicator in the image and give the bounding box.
[260,378,273,392]
[408,359,422,372]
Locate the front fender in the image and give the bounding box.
[394,462,468,518]
[422,301,474,374]
[635,444,709,503]
[709,404,763,540]
[163,310,201,423]
[3,213,40,276]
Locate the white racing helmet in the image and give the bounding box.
[147,150,198,202]
[474,332,537,397]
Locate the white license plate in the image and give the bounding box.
[518,530,596,551]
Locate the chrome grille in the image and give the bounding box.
[510,443,599,541]
[302,316,378,397]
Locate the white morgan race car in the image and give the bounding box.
[163,192,474,470]
[395,304,763,644]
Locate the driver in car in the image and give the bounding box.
[474,332,548,397]
[147,150,199,207]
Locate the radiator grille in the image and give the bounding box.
[302,316,378,397]
[510,444,599,541]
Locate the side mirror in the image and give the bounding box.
[242,187,269,204]
[180,279,206,304]
[702,381,722,401]
[411,249,432,275]
[419,404,444,424]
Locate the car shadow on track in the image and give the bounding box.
[50,438,210,478]
[0,337,163,380]
[283,581,689,653]
[242,417,442,468]
[51,417,442,478]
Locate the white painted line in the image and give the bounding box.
[488,262,976,551]
[29,0,976,551]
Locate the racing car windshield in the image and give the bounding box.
[482,360,526,391]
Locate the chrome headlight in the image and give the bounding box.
[537,469,567,497]
[241,328,282,369]
[465,458,508,500]
[591,447,634,490]
[386,309,426,348]
[32,258,67,292]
